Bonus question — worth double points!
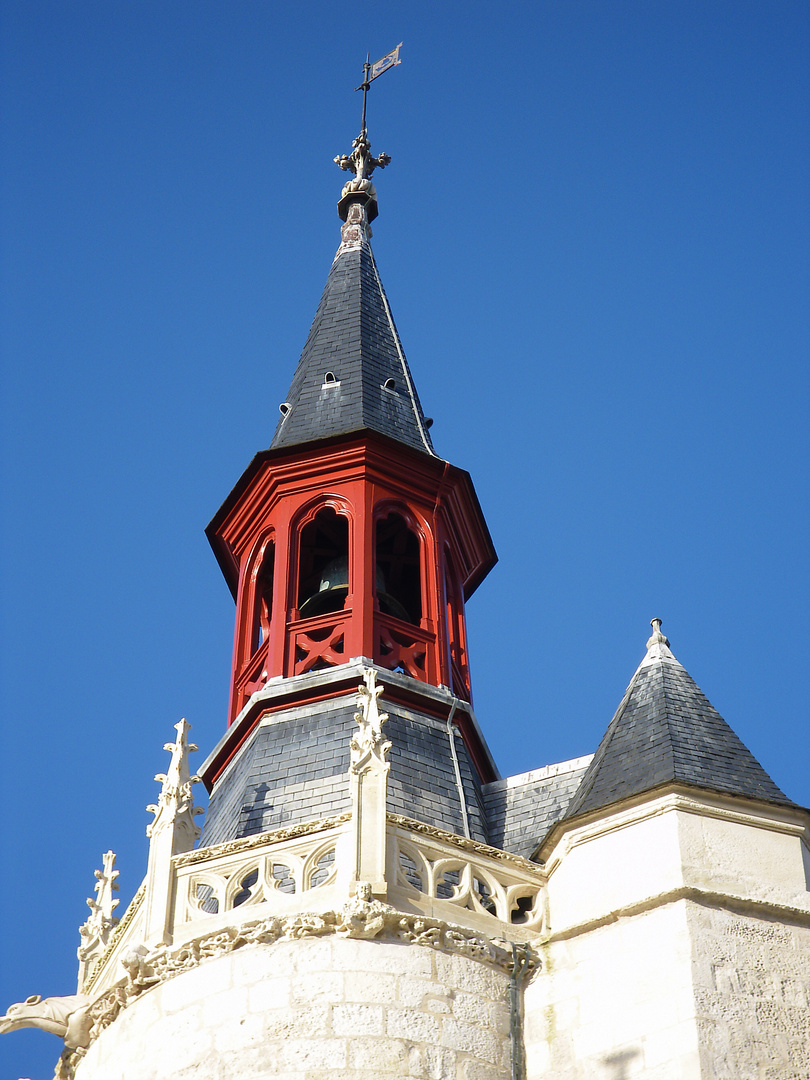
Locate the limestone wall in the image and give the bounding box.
[523,791,810,1080]
[75,936,512,1080]
[688,902,810,1079]
[523,899,701,1079]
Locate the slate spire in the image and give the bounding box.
[270,131,435,456]
[563,620,792,821]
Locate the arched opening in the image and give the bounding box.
[296,507,350,619]
[252,541,275,652]
[375,511,422,625]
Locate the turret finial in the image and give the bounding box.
[334,44,402,225]
[647,618,670,648]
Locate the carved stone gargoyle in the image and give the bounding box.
[0,992,92,1050]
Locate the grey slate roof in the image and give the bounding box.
[563,635,793,823]
[200,676,489,848]
[270,235,435,455]
[483,756,593,859]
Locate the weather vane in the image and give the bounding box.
[334,43,402,201]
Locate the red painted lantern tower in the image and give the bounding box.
[200,124,498,846]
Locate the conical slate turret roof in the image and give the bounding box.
[270,223,435,456]
[563,620,793,821]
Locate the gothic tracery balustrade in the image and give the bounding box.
[172,815,546,936]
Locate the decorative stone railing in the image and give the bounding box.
[72,672,549,999]
[167,812,546,938]
[387,815,547,933]
[173,815,349,926]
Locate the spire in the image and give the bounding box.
[270,86,435,457]
[563,620,793,822]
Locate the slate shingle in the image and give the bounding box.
[200,695,489,847]
[270,238,435,456]
[563,639,793,823]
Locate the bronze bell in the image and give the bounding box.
[299,556,411,622]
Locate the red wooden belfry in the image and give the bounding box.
[208,431,494,726]
[204,125,496,787]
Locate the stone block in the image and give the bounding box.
[458,1061,508,1080]
[202,985,249,1026]
[451,990,492,1027]
[212,1012,268,1055]
[442,1017,501,1064]
[333,1002,385,1036]
[491,1000,510,1035]
[344,969,399,1002]
[159,955,232,1013]
[398,976,448,1007]
[434,951,505,999]
[386,1006,442,1042]
[290,968,344,1005]
[144,1005,210,1072]
[346,1035,410,1070]
[333,937,433,976]
[276,1036,348,1070]
[422,1044,457,1080]
[247,974,291,1013]
[259,935,325,971]
[425,996,452,1014]
[259,1003,332,1039]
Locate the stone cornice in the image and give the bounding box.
[541,786,810,874]
[388,814,544,876]
[173,813,352,868]
[545,883,810,945]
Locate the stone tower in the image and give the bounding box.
[2,113,809,1080]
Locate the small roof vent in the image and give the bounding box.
[279,402,291,416]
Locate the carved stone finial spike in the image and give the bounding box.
[350,668,391,774]
[146,718,202,850]
[77,851,120,989]
[348,667,391,898]
[646,618,670,649]
[143,719,204,946]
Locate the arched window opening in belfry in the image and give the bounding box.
[296,507,350,619]
[375,511,422,626]
[252,542,275,651]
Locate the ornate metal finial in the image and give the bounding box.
[647,618,670,649]
[334,44,401,224]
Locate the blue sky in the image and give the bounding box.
[2,2,808,1074]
